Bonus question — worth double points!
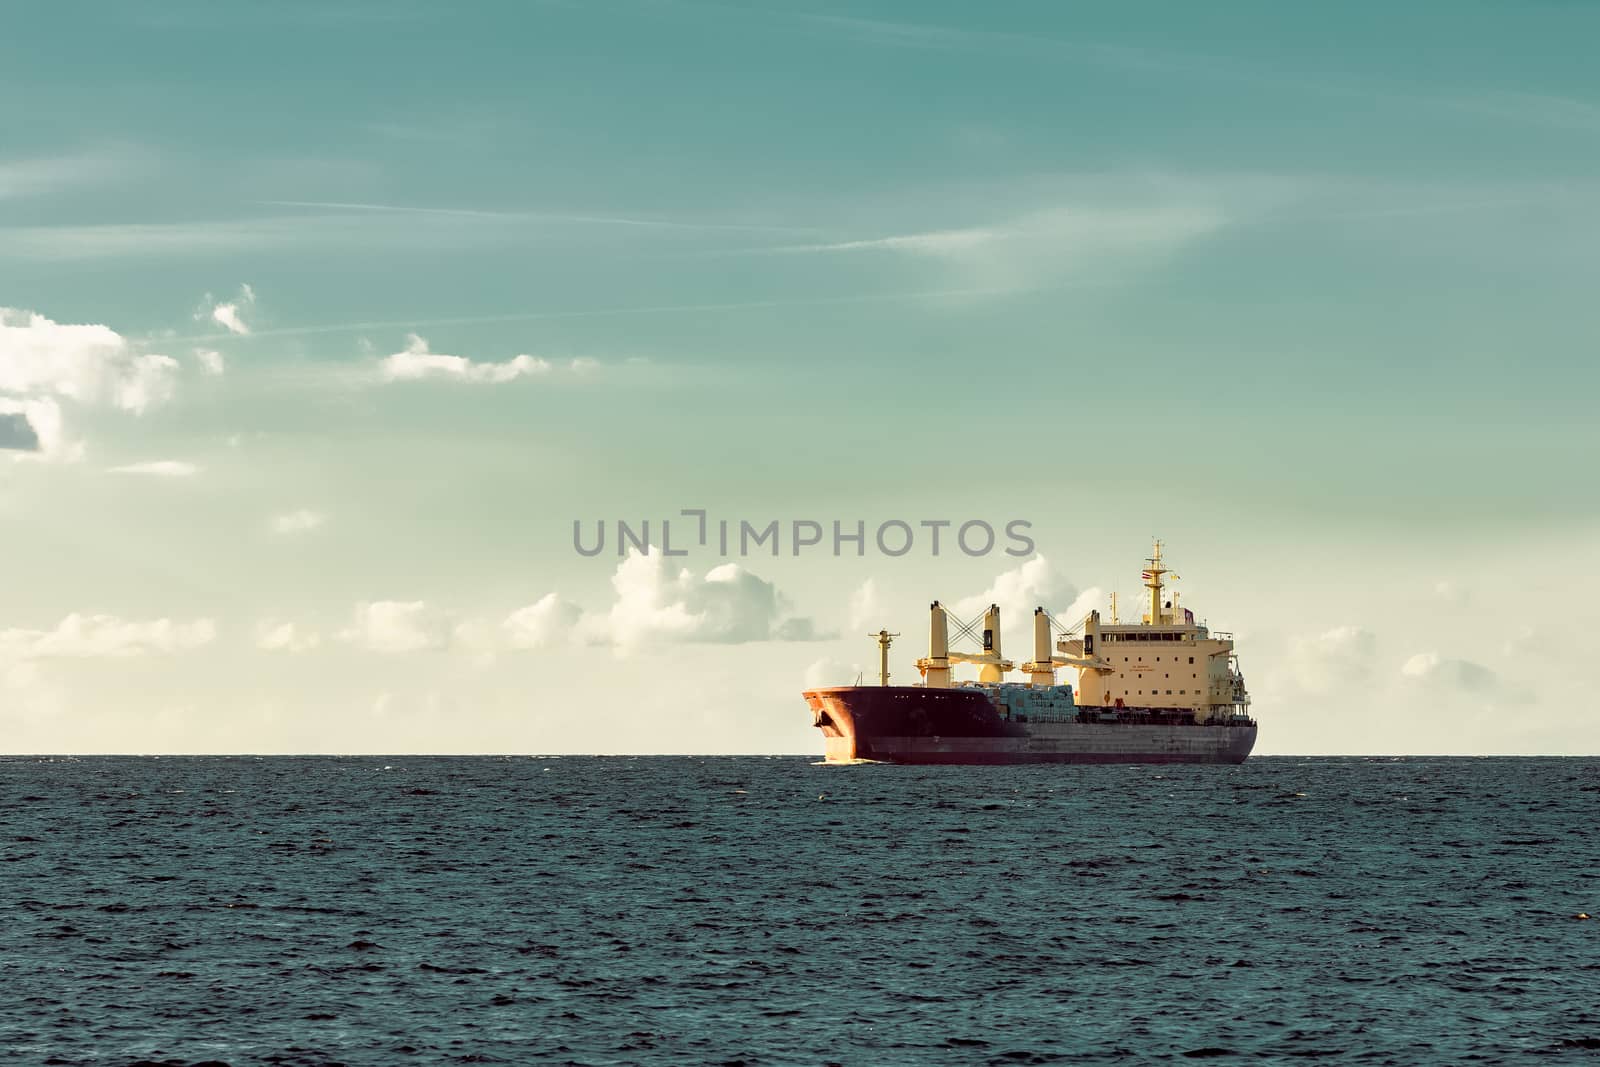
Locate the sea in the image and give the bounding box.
[1,756,1596,1066]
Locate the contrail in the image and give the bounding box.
[251,199,819,234]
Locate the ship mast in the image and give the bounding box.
[1144,538,1166,625]
[871,630,899,687]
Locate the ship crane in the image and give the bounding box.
[915,601,1013,687]
[1020,607,1080,688]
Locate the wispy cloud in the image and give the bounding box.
[270,509,325,535]
[0,202,815,262]
[0,147,147,200]
[705,4,1600,139]
[782,227,998,255]
[758,202,1230,291]
[108,460,201,477]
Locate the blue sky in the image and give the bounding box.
[2,1,1598,753]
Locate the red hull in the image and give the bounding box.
[804,686,1255,765]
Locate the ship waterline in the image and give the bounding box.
[804,540,1258,766]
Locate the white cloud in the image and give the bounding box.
[503,593,582,649]
[380,334,552,383]
[338,601,449,654]
[1289,625,1376,694]
[804,656,865,688]
[583,550,822,651]
[270,509,325,535]
[954,554,1081,632]
[256,621,320,653]
[0,307,180,415]
[1401,651,1500,693]
[198,284,256,336]
[108,460,200,477]
[847,579,883,631]
[194,348,225,376]
[0,614,216,660]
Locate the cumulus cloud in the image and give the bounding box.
[847,579,883,631]
[194,348,225,376]
[0,614,216,660]
[0,307,181,459]
[380,334,552,383]
[1289,625,1376,694]
[270,509,325,535]
[338,601,450,654]
[583,550,823,651]
[503,593,582,649]
[954,554,1086,632]
[804,656,865,688]
[0,307,179,414]
[198,284,255,335]
[108,460,200,477]
[256,621,320,653]
[1401,652,1500,693]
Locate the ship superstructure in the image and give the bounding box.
[802,541,1256,764]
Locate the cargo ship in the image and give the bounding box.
[803,542,1256,764]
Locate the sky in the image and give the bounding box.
[2,0,1598,754]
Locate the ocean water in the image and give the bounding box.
[1,756,1597,1066]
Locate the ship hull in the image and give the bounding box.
[804,686,1256,765]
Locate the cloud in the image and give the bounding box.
[380,334,553,383]
[583,550,823,651]
[771,203,1227,290]
[847,579,883,631]
[338,601,450,654]
[0,307,180,415]
[0,614,216,659]
[503,593,582,649]
[804,656,865,688]
[271,509,325,535]
[0,307,181,460]
[954,554,1083,632]
[108,460,200,477]
[1289,625,1376,694]
[1401,652,1500,693]
[256,621,320,653]
[791,227,999,255]
[198,284,256,335]
[194,348,225,376]
[0,411,40,451]
[0,149,140,201]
